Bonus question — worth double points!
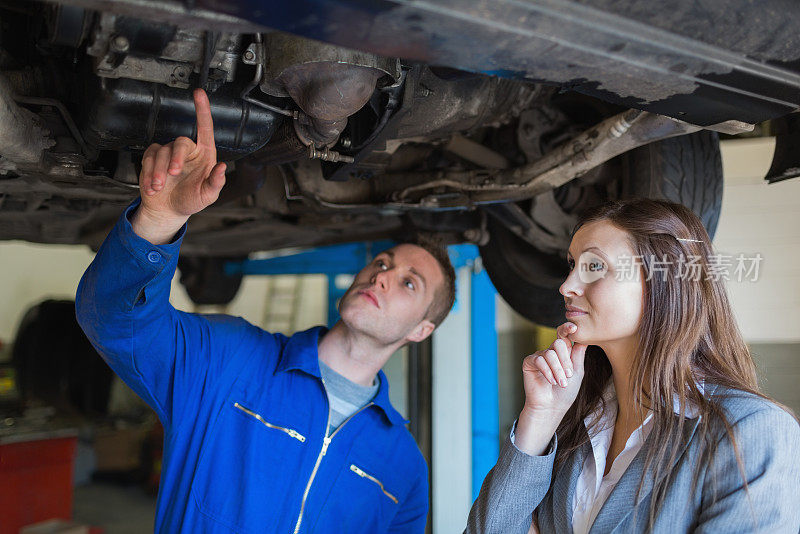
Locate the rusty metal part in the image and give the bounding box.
[261,32,399,147]
[239,34,299,120]
[284,62,383,146]
[387,110,702,207]
[306,144,354,163]
[260,32,400,97]
[239,35,263,99]
[289,117,355,162]
[86,13,241,89]
[0,75,54,167]
[443,135,509,169]
[322,65,541,182]
[244,121,307,167]
[13,95,94,159]
[286,159,375,209]
[243,96,299,119]
[282,105,704,212]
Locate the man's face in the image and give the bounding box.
[338,244,445,346]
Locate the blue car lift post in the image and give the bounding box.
[225,241,499,501]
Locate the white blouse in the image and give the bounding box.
[571,381,702,534]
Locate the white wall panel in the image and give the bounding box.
[432,269,472,533]
[715,137,800,343]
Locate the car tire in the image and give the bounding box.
[177,256,245,306]
[479,130,723,327]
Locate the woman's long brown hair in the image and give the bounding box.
[554,198,785,528]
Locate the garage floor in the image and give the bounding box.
[73,483,156,533]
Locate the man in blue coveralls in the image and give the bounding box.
[76,89,456,533]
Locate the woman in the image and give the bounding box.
[466,198,800,533]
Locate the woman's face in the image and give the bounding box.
[559,220,645,348]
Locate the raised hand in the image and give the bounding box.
[132,89,227,244]
[521,322,587,415]
[514,322,588,456]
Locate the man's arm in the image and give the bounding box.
[75,89,260,429]
[75,198,261,428]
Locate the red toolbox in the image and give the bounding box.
[0,431,78,534]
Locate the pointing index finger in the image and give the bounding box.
[193,88,216,151]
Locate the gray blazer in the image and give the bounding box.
[466,386,800,533]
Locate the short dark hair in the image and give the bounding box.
[403,235,456,327]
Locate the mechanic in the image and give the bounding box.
[75,88,456,533]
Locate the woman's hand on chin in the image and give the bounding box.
[514,322,588,455]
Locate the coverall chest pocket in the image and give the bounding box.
[191,396,310,532]
[312,450,402,533]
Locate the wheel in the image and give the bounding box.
[177,256,245,306]
[480,130,723,327]
[12,299,114,414]
[619,130,723,238]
